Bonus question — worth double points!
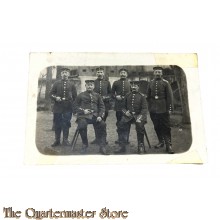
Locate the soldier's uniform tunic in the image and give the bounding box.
[147,78,173,146]
[93,78,112,121]
[75,91,107,149]
[118,91,148,148]
[50,79,77,144]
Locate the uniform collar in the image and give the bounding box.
[86,90,94,94]
[154,77,162,81]
[97,78,104,81]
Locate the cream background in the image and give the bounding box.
[0,0,220,220]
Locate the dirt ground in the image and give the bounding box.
[35,110,192,156]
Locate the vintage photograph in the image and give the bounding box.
[36,64,192,156]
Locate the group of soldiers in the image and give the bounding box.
[49,66,175,155]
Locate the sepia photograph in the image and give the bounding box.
[36,64,192,155]
[26,53,205,164]
[2,1,220,220]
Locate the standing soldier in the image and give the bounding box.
[147,66,174,154]
[50,68,77,147]
[115,81,148,154]
[75,80,108,155]
[91,67,112,144]
[112,68,131,143]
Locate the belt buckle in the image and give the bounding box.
[155,95,158,99]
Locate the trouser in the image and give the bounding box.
[150,112,171,145]
[77,117,107,146]
[53,112,72,141]
[117,117,145,146]
[115,111,131,141]
[103,111,109,122]
[93,111,108,141]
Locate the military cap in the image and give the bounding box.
[130,81,140,86]
[85,80,95,84]
[60,67,71,72]
[119,68,128,73]
[96,67,104,71]
[153,66,163,71]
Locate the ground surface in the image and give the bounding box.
[36,110,192,155]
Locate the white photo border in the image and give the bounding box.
[25,52,206,164]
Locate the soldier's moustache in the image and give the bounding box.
[131,88,137,92]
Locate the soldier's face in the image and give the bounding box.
[120,71,128,79]
[153,70,163,79]
[96,70,104,79]
[85,83,94,92]
[61,71,70,80]
[131,84,139,92]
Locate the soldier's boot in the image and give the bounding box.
[81,144,88,154]
[154,137,165,149]
[51,140,60,147]
[126,123,131,144]
[99,145,109,155]
[79,129,89,154]
[90,127,98,144]
[95,130,109,155]
[114,144,126,154]
[62,128,71,146]
[115,126,129,144]
[137,133,145,154]
[115,137,130,145]
[165,138,174,154]
[115,129,127,154]
[138,143,145,154]
[51,128,61,147]
[91,127,108,145]
[166,144,174,154]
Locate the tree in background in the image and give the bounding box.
[170,65,191,124]
[44,66,53,110]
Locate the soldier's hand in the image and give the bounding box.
[125,111,132,117]
[103,96,110,101]
[55,96,62,102]
[84,109,91,115]
[96,117,102,122]
[116,95,122,101]
[136,119,141,123]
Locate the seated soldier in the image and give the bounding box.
[114,81,147,154]
[75,80,108,155]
